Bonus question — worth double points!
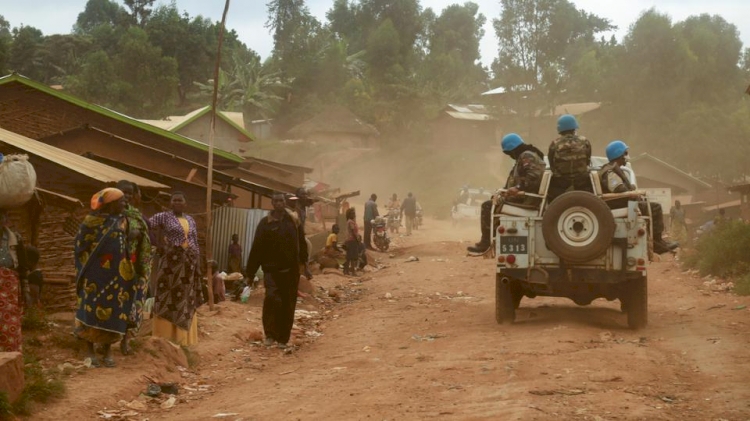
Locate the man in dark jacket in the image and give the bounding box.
[400,192,418,236]
[363,194,379,250]
[244,193,308,349]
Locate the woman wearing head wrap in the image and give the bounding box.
[74,187,131,367]
[148,192,202,346]
[115,180,151,356]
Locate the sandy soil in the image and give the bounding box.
[32,219,750,420]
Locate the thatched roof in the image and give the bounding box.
[287,105,379,138]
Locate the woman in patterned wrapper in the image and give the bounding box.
[148,192,203,346]
[73,188,132,367]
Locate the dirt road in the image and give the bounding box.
[38,219,750,420]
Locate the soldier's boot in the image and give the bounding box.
[466,205,490,253]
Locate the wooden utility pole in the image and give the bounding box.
[205,0,231,311]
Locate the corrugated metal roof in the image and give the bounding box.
[445,111,493,121]
[0,74,243,163]
[703,200,741,212]
[0,127,169,189]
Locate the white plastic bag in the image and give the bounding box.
[240,286,252,303]
[0,154,36,208]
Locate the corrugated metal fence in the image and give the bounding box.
[212,207,269,272]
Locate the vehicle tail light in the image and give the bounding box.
[497,256,505,263]
[506,255,516,264]
[637,258,645,265]
[497,226,505,234]
[637,228,645,237]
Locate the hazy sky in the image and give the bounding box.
[3,0,749,66]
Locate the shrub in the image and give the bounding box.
[688,221,750,278]
[735,273,750,296]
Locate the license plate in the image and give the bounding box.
[500,236,528,254]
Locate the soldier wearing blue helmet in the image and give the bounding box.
[467,133,545,253]
[547,114,593,202]
[600,140,678,254]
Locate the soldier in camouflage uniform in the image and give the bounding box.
[547,114,593,202]
[468,134,546,253]
[600,140,678,255]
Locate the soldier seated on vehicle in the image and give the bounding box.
[547,114,594,202]
[467,133,546,254]
[600,140,678,255]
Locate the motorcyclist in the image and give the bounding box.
[599,140,678,255]
[547,114,593,202]
[467,133,546,253]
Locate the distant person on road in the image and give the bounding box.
[467,134,546,253]
[387,193,401,210]
[547,114,593,202]
[344,208,360,275]
[363,194,379,250]
[714,208,728,225]
[228,234,243,274]
[670,200,688,245]
[599,140,678,255]
[244,193,308,349]
[324,224,343,258]
[401,192,418,236]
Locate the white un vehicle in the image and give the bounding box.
[493,157,652,329]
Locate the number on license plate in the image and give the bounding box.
[500,236,528,254]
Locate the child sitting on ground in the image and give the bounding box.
[210,261,226,304]
[25,245,43,308]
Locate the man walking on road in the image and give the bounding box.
[244,193,308,349]
[363,194,379,250]
[401,192,418,236]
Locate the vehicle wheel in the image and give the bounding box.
[495,275,516,324]
[626,276,648,329]
[542,191,615,263]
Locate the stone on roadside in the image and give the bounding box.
[298,276,315,295]
[0,352,24,402]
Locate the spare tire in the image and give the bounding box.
[542,191,615,263]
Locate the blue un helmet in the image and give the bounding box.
[557,114,579,133]
[501,133,524,152]
[606,140,629,161]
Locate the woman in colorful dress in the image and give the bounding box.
[148,192,202,346]
[73,188,131,367]
[116,180,152,355]
[0,210,28,352]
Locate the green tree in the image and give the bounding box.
[421,2,487,101]
[123,0,156,27]
[491,0,613,99]
[112,27,178,116]
[66,50,122,107]
[8,25,45,80]
[74,0,127,34]
[0,15,11,74]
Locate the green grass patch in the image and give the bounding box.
[21,307,48,332]
[1,350,65,417]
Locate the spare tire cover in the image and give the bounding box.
[542,191,615,263]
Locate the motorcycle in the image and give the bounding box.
[414,209,423,230]
[387,208,401,234]
[372,216,390,252]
